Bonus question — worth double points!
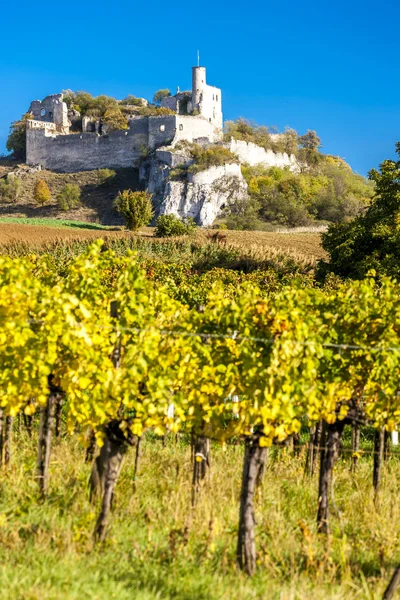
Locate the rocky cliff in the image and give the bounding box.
[140,149,248,227]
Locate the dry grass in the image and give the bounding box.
[0,223,130,246]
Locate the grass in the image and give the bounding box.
[0,235,319,281]
[0,429,399,599]
[0,217,115,230]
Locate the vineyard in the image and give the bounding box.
[1,239,400,599]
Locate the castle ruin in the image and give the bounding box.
[26,66,223,173]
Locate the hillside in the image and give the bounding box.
[0,160,140,225]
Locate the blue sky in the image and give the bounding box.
[1,0,398,176]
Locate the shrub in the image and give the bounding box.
[102,107,129,131]
[155,214,196,237]
[188,145,238,174]
[97,169,116,185]
[57,184,81,211]
[34,179,51,205]
[114,190,153,231]
[0,176,22,203]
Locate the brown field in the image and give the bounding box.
[0,223,129,246]
[0,222,326,264]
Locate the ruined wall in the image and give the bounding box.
[26,128,143,172]
[26,113,221,171]
[226,139,300,172]
[174,115,220,144]
[29,94,69,132]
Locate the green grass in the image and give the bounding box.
[0,217,116,230]
[0,430,399,599]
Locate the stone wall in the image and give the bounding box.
[226,139,300,172]
[26,127,141,172]
[26,113,219,172]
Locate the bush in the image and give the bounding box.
[34,179,51,205]
[97,169,116,185]
[188,145,238,174]
[114,190,153,231]
[155,214,197,237]
[57,184,81,211]
[0,176,22,203]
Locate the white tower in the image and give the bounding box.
[191,65,223,133]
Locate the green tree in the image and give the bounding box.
[155,214,196,237]
[6,113,32,160]
[298,130,322,168]
[0,176,22,203]
[34,179,51,205]
[153,89,171,106]
[57,184,81,211]
[114,190,154,231]
[319,142,400,279]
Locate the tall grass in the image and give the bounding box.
[1,235,317,276]
[0,430,398,599]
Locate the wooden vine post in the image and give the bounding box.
[373,427,385,499]
[191,435,211,507]
[351,420,360,472]
[37,376,63,497]
[4,416,14,466]
[305,420,323,477]
[317,420,345,534]
[237,432,268,575]
[0,409,4,467]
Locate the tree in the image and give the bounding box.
[114,190,153,231]
[153,89,171,106]
[102,106,129,131]
[318,142,400,279]
[0,176,22,203]
[57,184,81,211]
[34,179,51,205]
[298,130,322,168]
[6,113,32,160]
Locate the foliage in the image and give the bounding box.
[227,159,373,230]
[120,95,145,106]
[97,168,116,185]
[102,106,129,131]
[153,89,171,105]
[319,142,400,279]
[114,190,154,231]
[134,106,175,117]
[0,175,22,203]
[155,214,197,237]
[188,145,238,173]
[6,113,32,160]
[57,184,81,211]
[34,179,51,205]
[64,91,129,130]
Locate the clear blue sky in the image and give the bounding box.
[1,0,398,176]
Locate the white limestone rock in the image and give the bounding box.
[142,155,247,227]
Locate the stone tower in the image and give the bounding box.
[191,66,223,132]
